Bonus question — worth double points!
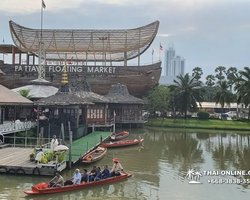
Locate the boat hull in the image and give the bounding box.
[111,132,129,141]
[100,139,144,148]
[0,62,161,97]
[81,147,107,163]
[24,172,132,195]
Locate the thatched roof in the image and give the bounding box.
[0,84,33,105]
[105,83,145,104]
[68,76,109,103]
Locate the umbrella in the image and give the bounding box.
[54,145,69,150]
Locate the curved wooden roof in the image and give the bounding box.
[9,20,159,62]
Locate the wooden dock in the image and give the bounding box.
[0,147,66,176]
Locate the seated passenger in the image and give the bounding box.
[102,165,110,179]
[110,158,123,177]
[89,166,97,182]
[94,167,102,181]
[64,169,81,186]
[81,169,89,183]
[47,171,64,187]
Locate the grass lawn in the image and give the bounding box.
[146,118,250,131]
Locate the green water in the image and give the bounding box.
[1,127,250,200]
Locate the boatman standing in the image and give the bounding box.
[110,158,123,177]
[50,135,58,149]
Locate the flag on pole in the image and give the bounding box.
[2,38,4,44]
[160,43,163,51]
[42,0,46,9]
[152,49,154,55]
[114,110,116,117]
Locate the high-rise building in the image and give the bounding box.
[164,42,185,76]
[165,42,175,75]
[170,55,185,76]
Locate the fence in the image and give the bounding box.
[0,121,35,135]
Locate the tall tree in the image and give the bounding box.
[172,73,205,118]
[18,89,32,99]
[205,74,215,87]
[214,81,234,117]
[234,67,250,120]
[226,67,238,91]
[143,85,170,117]
[192,67,203,81]
[215,66,226,83]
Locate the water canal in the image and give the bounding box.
[1,127,250,200]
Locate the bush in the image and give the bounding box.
[231,116,237,121]
[40,155,48,164]
[197,110,210,120]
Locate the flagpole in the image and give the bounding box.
[40,0,43,40]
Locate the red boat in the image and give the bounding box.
[81,146,107,163]
[100,139,144,148]
[24,172,132,195]
[110,131,129,141]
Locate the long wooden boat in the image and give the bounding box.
[81,146,107,163]
[110,131,129,141]
[100,139,144,148]
[24,172,132,195]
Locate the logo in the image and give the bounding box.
[186,169,203,184]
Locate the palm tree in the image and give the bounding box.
[18,89,32,99]
[192,67,203,81]
[215,66,226,83]
[234,67,250,120]
[214,81,234,117]
[172,73,205,118]
[205,74,215,87]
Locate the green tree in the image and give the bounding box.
[226,67,238,91]
[215,66,226,83]
[143,85,170,117]
[192,67,203,80]
[205,74,215,87]
[172,73,205,118]
[18,89,32,99]
[234,67,250,120]
[214,81,234,117]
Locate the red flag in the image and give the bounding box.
[34,108,37,112]
[160,43,163,51]
[42,0,46,9]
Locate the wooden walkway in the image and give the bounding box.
[0,147,65,176]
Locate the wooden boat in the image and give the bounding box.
[100,139,144,148]
[81,146,107,163]
[24,172,132,195]
[110,131,129,141]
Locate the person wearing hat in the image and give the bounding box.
[50,135,58,149]
[110,158,123,177]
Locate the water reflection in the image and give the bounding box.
[1,128,250,199]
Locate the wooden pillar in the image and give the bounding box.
[27,53,29,65]
[105,103,108,124]
[76,106,80,128]
[19,51,21,65]
[12,46,15,64]
[33,55,35,65]
[0,106,2,124]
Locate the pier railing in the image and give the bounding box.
[0,121,35,135]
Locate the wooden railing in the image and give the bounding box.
[0,121,35,135]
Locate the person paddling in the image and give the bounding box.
[110,158,123,177]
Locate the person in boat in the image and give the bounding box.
[50,135,59,149]
[123,131,127,134]
[102,165,110,179]
[81,169,89,183]
[110,158,123,177]
[89,166,97,182]
[64,169,81,186]
[47,171,64,187]
[35,148,44,163]
[94,167,102,181]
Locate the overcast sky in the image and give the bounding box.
[0,0,250,77]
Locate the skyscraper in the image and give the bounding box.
[165,42,175,76]
[164,42,185,76]
[170,55,185,76]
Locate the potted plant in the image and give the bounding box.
[30,151,35,161]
